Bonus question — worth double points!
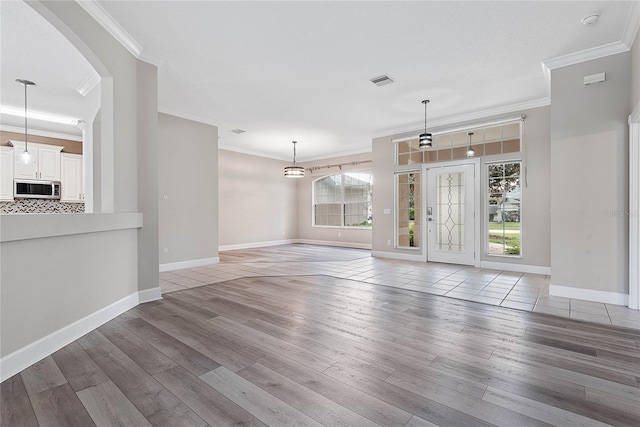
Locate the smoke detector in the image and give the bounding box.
[231,129,246,134]
[581,13,599,26]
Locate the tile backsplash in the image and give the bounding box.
[0,199,85,214]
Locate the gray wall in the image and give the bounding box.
[480,107,550,267]
[550,52,630,294]
[158,113,218,264]
[0,1,158,360]
[218,149,297,247]
[137,61,159,289]
[1,225,138,356]
[372,106,551,268]
[633,29,640,110]
[297,152,372,247]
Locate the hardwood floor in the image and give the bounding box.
[3,258,640,425]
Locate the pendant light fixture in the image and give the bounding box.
[466,132,476,157]
[16,79,36,164]
[284,141,305,178]
[419,99,432,149]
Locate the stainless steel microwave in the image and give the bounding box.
[14,179,61,199]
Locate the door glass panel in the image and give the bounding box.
[436,172,465,252]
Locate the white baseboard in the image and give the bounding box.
[371,250,426,262]
[138,286,162,303]
[0,288,157,382]
[159,257,219,272]
[294,239,372,250]
[481,261,551,275]
[550,284,629,306]
[219,239,295,252]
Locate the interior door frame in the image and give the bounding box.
[422,158,481,267]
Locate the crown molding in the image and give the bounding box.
[373,97,550,139]
[76,0,142,56]
[542,41,630,71]
[75,1,166,67]
[217,143,288,162]
[138,50,167,67]
[297,146,372,163]
[0,125,82,142]
[75,70,101,96]
[158,107,219,128]
[218,142,372,163]
[622,0,640,48]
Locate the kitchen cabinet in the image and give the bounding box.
[10,141,63,181]
[0,146,14,201]
[60,153,84,203]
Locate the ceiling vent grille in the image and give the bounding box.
[231,129,246,134]
[370,74,395,86]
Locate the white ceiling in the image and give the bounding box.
[2,1,638,160]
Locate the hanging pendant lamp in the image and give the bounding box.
[466,132,476,157]
[16,79,36,164]
[284,141,305,178]
[419,99,432,149]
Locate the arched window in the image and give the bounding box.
[313,171,372,227]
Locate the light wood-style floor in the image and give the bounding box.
[3,246,640,426]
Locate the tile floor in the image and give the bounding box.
[159,245,640,330]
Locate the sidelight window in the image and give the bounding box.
[487,161,521,257]
[396,171,420,248]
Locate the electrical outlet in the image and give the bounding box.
[163,248,168,253]
[387,239,391,245]
[338,232,341,237]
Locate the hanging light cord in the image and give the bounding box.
[23,82,28,154]
[424,102,427,133]
[293,141,297,165]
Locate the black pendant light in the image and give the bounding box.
[466,132,476,157]
[284,141,305,178]
[419,99,432,149]
[16,79,36,164]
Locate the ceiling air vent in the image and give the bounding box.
[231,129,246,134]
[370,74,395,86]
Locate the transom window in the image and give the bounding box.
[396,121,521,166]
[313,171,372,227]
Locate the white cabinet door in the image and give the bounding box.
[60,153,83,202]
[13,146,38,179]
[10,141,63,180]
[0,146,14,201]
[38,146,61,181]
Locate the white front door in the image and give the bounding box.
[427,163,476,265]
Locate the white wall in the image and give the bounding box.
[550,52,630,299]
[158,113,218,265]
[297,152,372,248]
[218,149,297,248]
